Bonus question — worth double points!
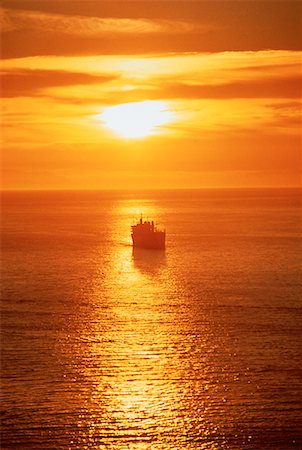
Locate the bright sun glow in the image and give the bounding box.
[100,100,174,139]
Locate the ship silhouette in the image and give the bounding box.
[131,217,166,250]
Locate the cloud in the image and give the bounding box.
[268,101,302,110]
[1,69,117,97]
[1,7,205,36]
[1,1,301,59]
[2,50,301,106]
[1,6,219,58]
[62,75,301,105]
[158,75,302,100]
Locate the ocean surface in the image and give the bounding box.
[1,188,302,449]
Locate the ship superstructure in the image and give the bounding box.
[131,217,166,250]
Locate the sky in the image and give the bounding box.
[1,0,302,189]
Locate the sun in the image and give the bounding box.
[100,100,174,139]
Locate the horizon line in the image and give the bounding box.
[1,186,301,193]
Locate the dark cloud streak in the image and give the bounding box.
[93,76,302,104]
[161,76,302,100]
[1,69,117,97]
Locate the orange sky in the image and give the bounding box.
[1,0,302,189]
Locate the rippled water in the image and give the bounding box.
[1,189,302,449]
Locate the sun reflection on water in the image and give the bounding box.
[77,200,223,449]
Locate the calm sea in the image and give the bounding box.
[1,188,302,449]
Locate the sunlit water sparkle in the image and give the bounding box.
[1,189,302,449]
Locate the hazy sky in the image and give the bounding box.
[1,0,301,189]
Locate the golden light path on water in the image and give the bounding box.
[76,199,222,449]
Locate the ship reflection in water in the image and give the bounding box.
[132,247,166,276]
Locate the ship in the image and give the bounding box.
[131,217,166,250]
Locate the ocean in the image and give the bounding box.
[1,188,301,449]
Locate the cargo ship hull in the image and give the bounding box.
[131,218,166,250]
[131,231,165,250]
